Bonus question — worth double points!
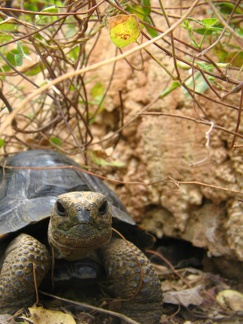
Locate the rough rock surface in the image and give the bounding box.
[93,2,243,273]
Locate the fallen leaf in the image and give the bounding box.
[164,285,203,307]
[216,289,243,311]
[28,306,76,324]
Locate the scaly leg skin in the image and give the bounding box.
[99,237,163,323]
[0,233,50,314]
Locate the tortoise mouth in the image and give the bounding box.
[50,232,110,249]
[51,224,112,246]
[48,224,112,260]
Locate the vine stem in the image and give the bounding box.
[0,0,200,134]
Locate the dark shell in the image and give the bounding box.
[0,150,137,237]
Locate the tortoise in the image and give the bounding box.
[0,150,162,323]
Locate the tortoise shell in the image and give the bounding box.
[0,150,152,248]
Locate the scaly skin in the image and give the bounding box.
[100,237,163,323]
[48,192,112,261]
[0,192,162,322]
[0,233,50,314]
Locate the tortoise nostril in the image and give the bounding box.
[77,208,90,223]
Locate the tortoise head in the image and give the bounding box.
[48,191,112,261]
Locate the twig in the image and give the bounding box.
[207,0,243,47]
[2,163,243,196]
[231,86,243,148]
[189,121,214,166]
[197,0,240,57]
[140,112,243,141]
[0,0,201,134]
[38,291,140,324]
[146,250,193,289]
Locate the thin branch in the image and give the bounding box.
[207,0,243,47]
[231,86,243,148]
[0,0,201,133]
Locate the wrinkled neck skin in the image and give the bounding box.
[48,222,112,261]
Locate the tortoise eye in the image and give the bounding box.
[98,200,108,216]
[56,200,66,216]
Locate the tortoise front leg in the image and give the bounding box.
[99,237,162,323]
[0,233,50,314]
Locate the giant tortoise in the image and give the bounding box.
[0,150,162,323]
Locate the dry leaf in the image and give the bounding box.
[216,289,243,311]
[28,306,76,324]
[164,285,203,307]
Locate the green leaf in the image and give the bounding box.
[0,21,16,31]
[126,3,157,37]
[41,6,58,13]
[216,3,243,15]
[35,6,59,24]
[14,42,24,66]
[144,16,158,38]
[141,0,151,16]
[90,152,125,167]
[216,63,230,68]
[14,42,31,66]
[0,138,4,148]
[49,136,62,146]
[201,18,218,28]
[181,19,192,31]
[195,62,214,72]
[183,72,212,98]
[177,62,191,70]
[213,42,243,67]
[91,81,104,98]
[194,27,222,35]
[160,81,181,98]
[1,64,11,72]
[25,64,42,76]
[0,33,11,44]
[236,27,243,37]
[109,14,140,48]
[68,46,80,61]
[129,5,146,20]
[109,160,125,167]
[14,53,23,66]
[22,1,38,11]
[6,49,17,66]
[126,0,151,19]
